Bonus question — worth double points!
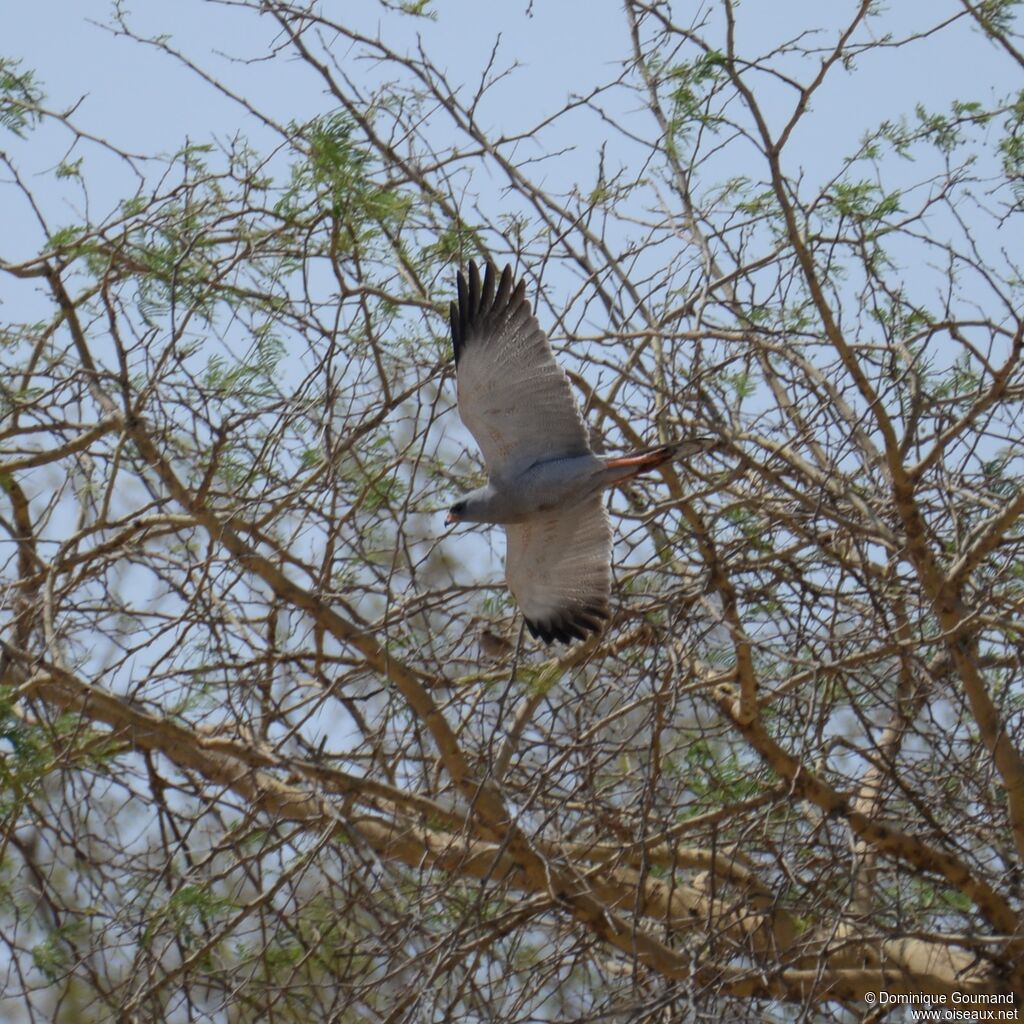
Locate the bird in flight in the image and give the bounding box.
[446,261,709,645]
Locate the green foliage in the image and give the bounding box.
[662,51,727,154]
[940,351,982,398]
[120,195,149,218]
[724,505,772,552]
[999,89,1024,203]
[915,102,976,152]
[724,370,757,400]
[45,224,89,254]
[0,57,42,137]
[680,739,764,805]
[279,112,410,239]
[825,181,902,230]
[902,875,975,916]
[981,452,1020,500]
[55,158,83,180]
[394,0,436,16]
[142,883,234,951]
[31,928,73,982]
[420,220,485,270]
[870,300,932,340]
[0,687,53,815]
[204,328,286,404]
[518,660,564,696]
[969,0,1023,34]
[0,691,127,822]
[735,188,778,216]
[872,98,995,159]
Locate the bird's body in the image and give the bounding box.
[446,260,709,644]
[451,454,604,525]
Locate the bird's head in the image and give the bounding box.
[445,499,468,527]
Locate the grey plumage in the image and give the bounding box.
[447,260,710,645]
[450,262,593,481]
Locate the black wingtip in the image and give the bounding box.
[450,259,524,366]
[524,602,610,645]
[449,299,460,358]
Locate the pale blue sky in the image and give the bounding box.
[5,0,1019,255]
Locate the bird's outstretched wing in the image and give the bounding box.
[450,260,591,480]
[505,497,611,644]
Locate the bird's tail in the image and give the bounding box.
[602,438,715,483]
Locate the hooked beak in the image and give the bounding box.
[445,511,459,527]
